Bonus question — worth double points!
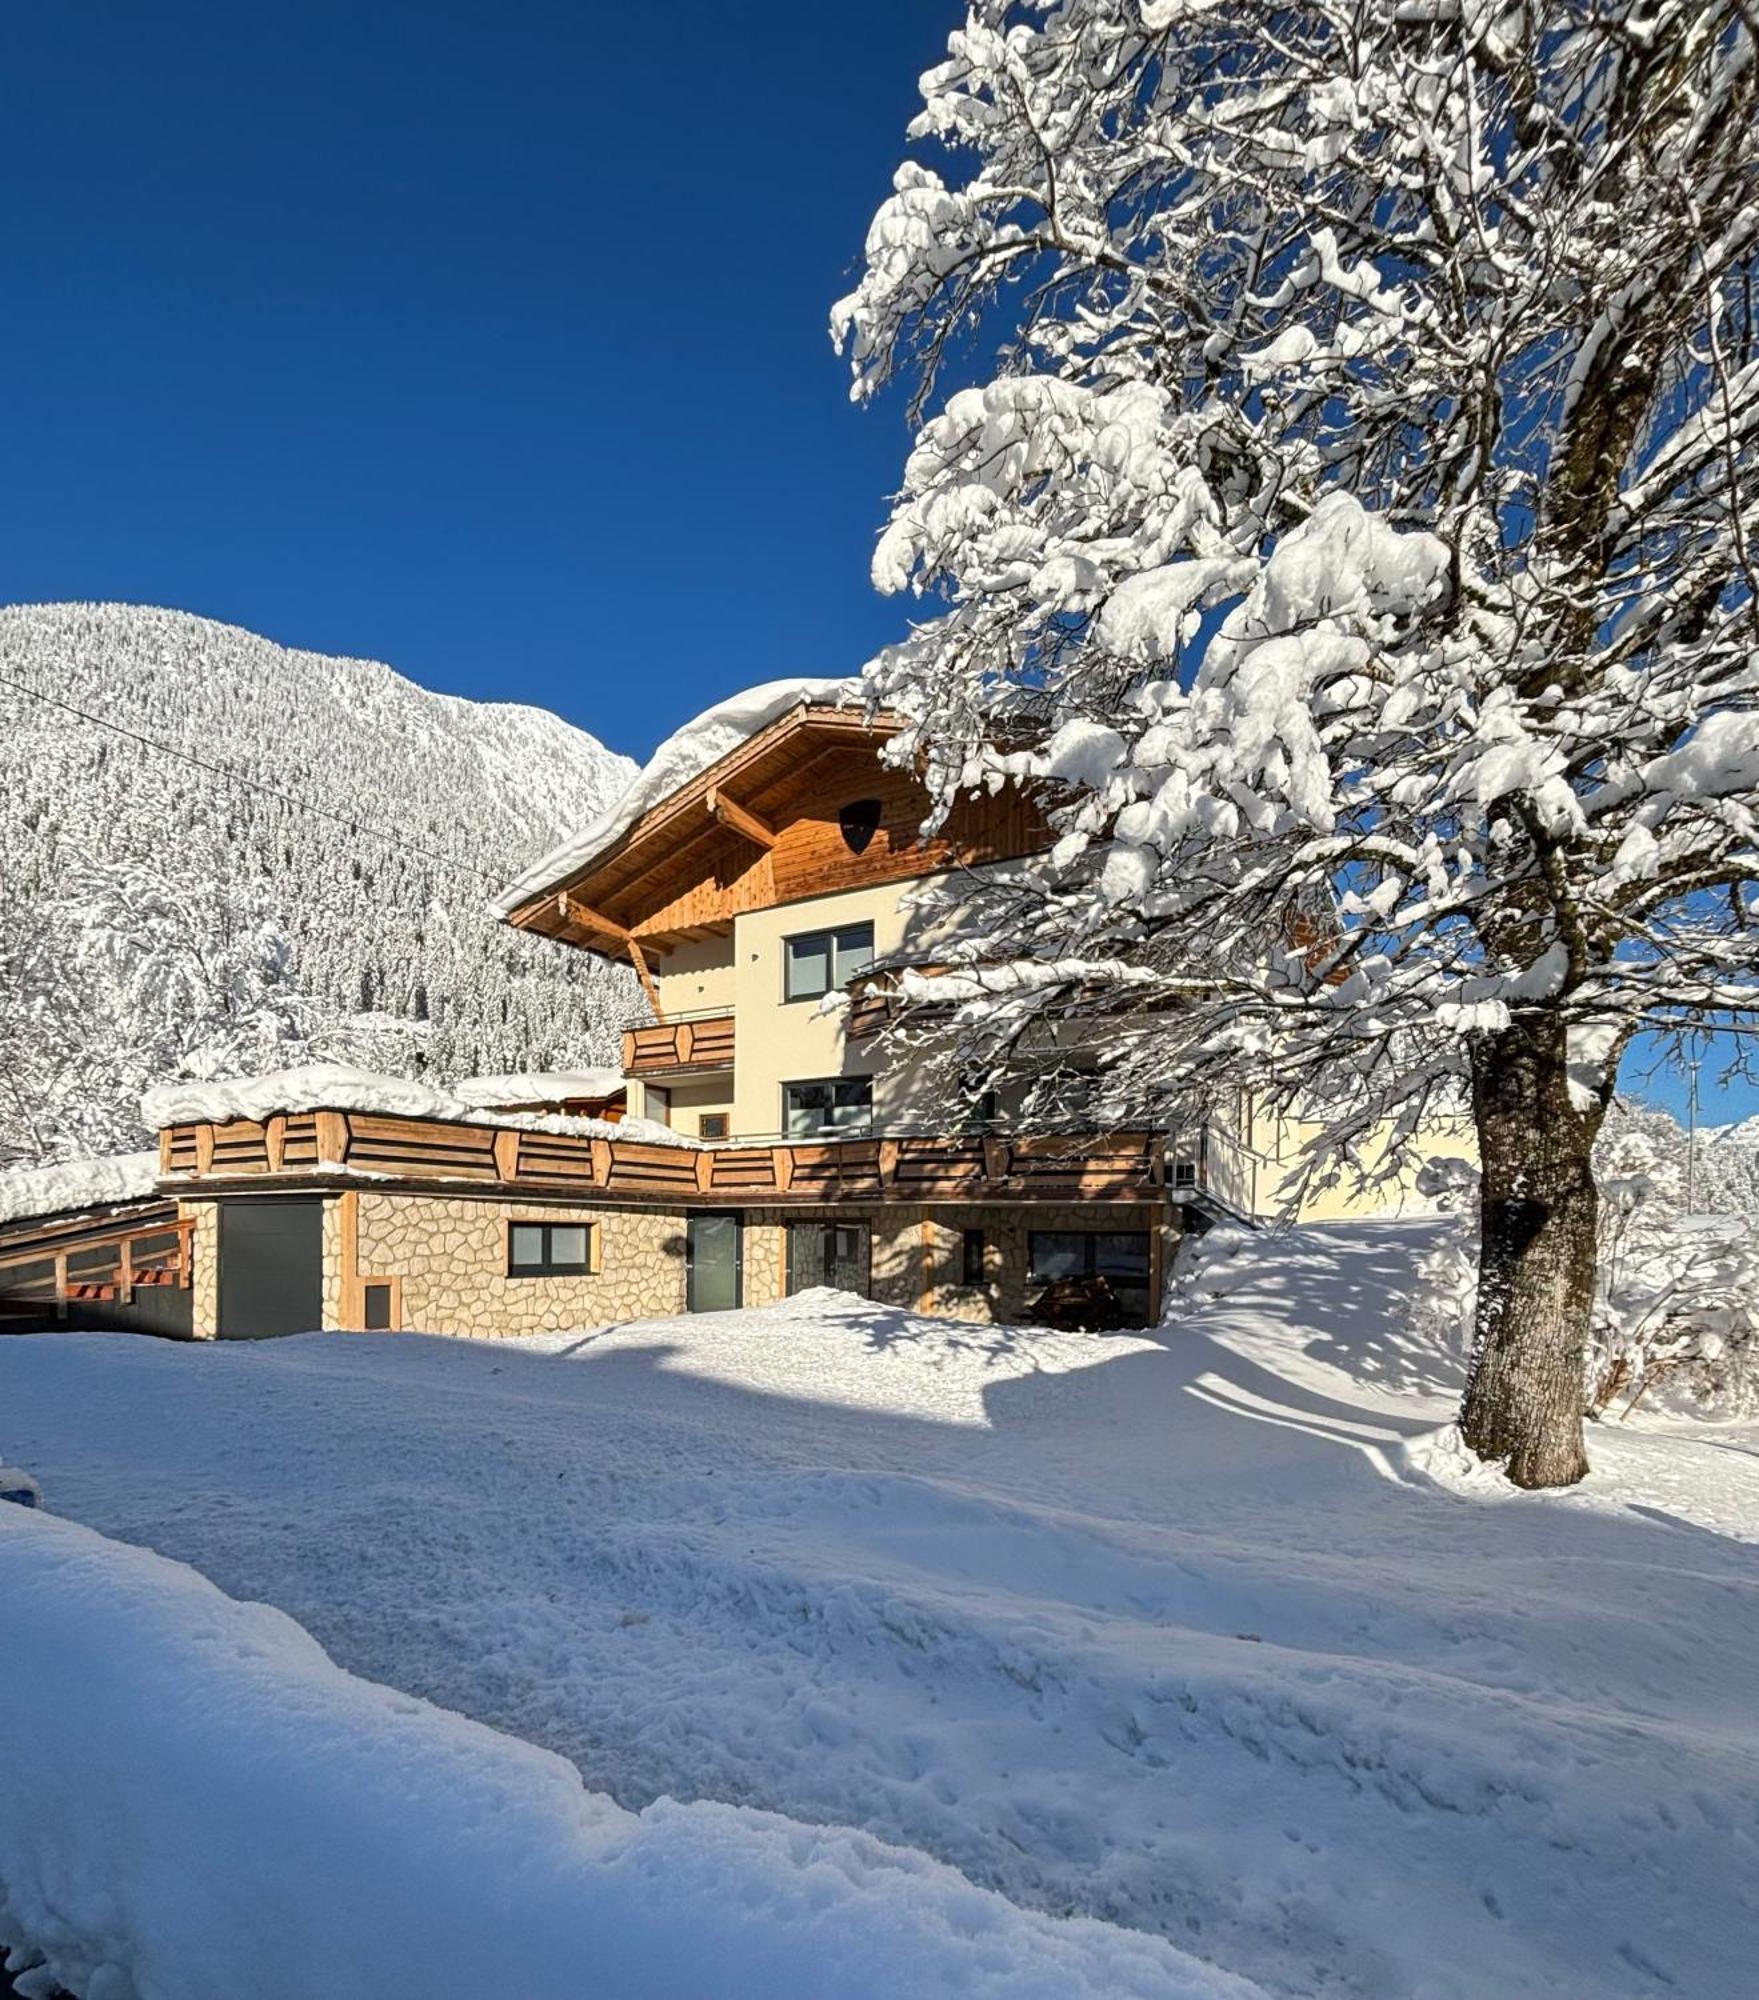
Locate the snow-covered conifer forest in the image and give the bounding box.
[835,0,1759,1487]
[0,604,636,1167]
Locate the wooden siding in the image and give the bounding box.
[159,1112,1167,1209]
[507,708,1048,955]
[622,1013,735,1075]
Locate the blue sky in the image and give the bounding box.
[0,0,946,754]
[1,2,1748,1122]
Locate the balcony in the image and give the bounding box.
[621,1008,735,1076]
[157,1110,1171,1209]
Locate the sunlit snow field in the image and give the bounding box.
[4,1220,1756,1998]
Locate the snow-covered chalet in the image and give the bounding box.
[13,682,1456,1340]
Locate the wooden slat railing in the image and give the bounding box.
[0,1210,196,1319]
[621,1012,735,1075]
[158,1111,1166,1207]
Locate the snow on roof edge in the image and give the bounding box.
[450,1070,625,1107]
[488,676,865,920]
[140,1066,691,1148]
[0,1151,162,1229]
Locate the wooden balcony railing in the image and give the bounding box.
[622,1011,735,1075]
[157,1111,1168,1208]
[0,1205,196,1324]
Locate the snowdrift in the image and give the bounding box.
[0,1503,1244,2000]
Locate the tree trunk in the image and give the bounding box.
[1458,1016,1597,1489]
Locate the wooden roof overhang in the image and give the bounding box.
[501,703,906,961]
[502,704,1055,1006]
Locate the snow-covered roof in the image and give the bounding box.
[450,1070,624,1108]
[0,1151,162,1229]
[141,1066,689,1148]
[489,677,862,918]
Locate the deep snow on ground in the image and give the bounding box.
[4,1221,1757,1999]
[0,1506,1231,2000]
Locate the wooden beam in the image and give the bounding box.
[706,786,777,850]
[337,1188,361,1330]
[556,890,630,944]
[315,1111,350,1168]
[627,937,665,1022]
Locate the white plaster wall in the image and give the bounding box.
[730,879,964,1137]
[653,935,737,1015]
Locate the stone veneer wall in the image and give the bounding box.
[178,1199,220,1339]
[183,1189,1175,1342]
[321,1195,349,1329]
[741,1202,1176,1325]
[350,1192,687,1337]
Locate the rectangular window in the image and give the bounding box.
[699,1112,729,1141]
[960,1228,987,1287]
[787,1221,871,1297]
[782,1076,874,1138]
[783,922,875,1002]
[507,1221,597,1278]
[362,1281,393,1331]
[1027,1230,1152,1321]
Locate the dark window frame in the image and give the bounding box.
[1027,1229,1153,1316]
[506,1220,597,1279]
[961,1227,987,1287]
[782,921,876,1004]
[781,1075,875,1138]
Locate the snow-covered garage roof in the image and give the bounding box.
[0,1151,161,1229]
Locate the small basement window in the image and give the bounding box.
[960,1228,987,1287]
[507,1221,598,1278]
[363,1281,394,1330]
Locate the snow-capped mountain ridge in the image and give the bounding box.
[0,603,637,1165]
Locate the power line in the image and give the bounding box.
[0,666,505,888]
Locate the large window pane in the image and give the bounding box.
[833,925,874,985]
[830,1078,872,1130]
[1095,1230,1152,1318]
[784,922,875,1001]
[784,1077,873,1137]
[785,932,832,1001]
[1094,1233,1150,1283]
[1028,1231,1086,1283]
[509,1224,545,1271]
[784,1081,831,1136]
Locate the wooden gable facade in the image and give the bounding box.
[501,705,1047,963]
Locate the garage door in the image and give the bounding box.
[216,1198,324,1339]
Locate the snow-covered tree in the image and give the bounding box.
[1590,1129,1759,1418]
[836,3,1759,1485]
[0,841,317,1165]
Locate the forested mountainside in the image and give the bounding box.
[0,604,636,1166]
